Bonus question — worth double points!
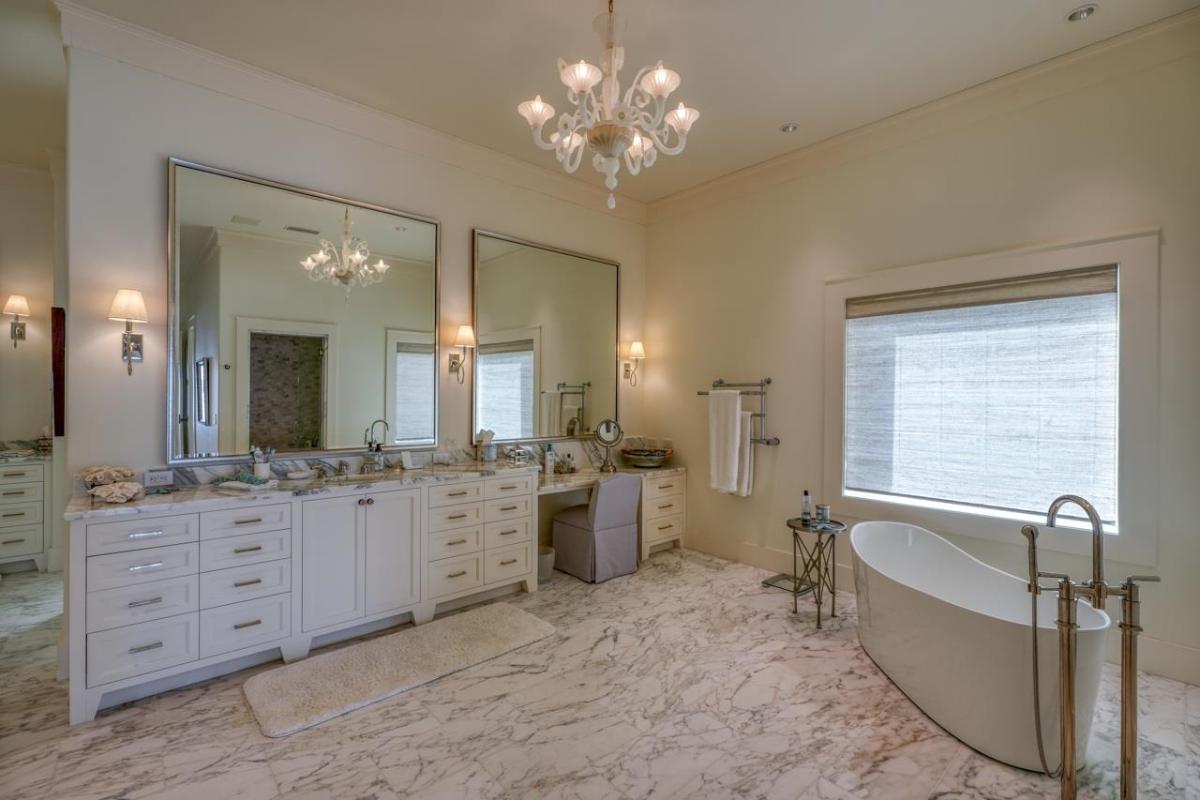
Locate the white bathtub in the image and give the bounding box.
[850,520,1110,771]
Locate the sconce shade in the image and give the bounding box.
[453,324,477,349]
[3,295,30,317]
[628,340,646,360]
[108,289,148,323]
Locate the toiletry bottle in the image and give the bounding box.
[801,490,812,525]
[544,444,555,475]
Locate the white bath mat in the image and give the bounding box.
[243,603,554,737]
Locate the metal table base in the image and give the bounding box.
[786,517,848,629]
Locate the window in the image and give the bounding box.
[843,266,1118,525]
[477,340,536,439]
[385,330,435,445]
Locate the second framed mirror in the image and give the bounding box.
[472,230,618,444]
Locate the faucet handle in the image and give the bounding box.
[1125,574,1161,585]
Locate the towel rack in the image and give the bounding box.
[697,378,781,446]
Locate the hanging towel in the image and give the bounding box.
[708,389,742,493]
[540,392,561,437]
[735,410,755,497]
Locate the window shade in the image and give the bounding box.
[843,266,1118,524]
[477,341,535,440]
[392,344,434,443]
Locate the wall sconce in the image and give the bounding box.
[108,289,148,376]
[624,340,646,386]
[449,324,476,384]
[4,295,29,348]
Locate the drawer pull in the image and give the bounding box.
[447,513,468,520]
[447,570,468,578]
[499,484,518,491]
[447,538,468,546]
[500,559,519,566]
[127,529,165,540]
[234,545,263,554]
[658,503,674,510]
[2,490,25,496]
[233,619,263,630]
[127,596,163,608]
[128,561,165,573]
[233,517,263,526]
[499,529,519,536]
[234,578,263,588]
[1,472,27,478]
[1,512,25,518]
[128,641,164,654]
[357,498,366,506]
[448,490,469,497]
[658,524,674,531]
[366,498,375,505]
[499,505,518,512]
[2,538,26,545]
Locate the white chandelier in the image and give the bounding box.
[300,208,391,294]
[516,0,700,209]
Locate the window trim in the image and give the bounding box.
[823,231,1160,566]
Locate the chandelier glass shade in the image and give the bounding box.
[516,0,699,209]
[300,208,391,294]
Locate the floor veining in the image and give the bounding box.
[0,552,1196,799]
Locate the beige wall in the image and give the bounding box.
[0,163,54,440]
[61,9,647,471]
[644,18,1200,683]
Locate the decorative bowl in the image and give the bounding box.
[621,448,674,468]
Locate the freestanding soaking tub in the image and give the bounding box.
[850,520,1110,771]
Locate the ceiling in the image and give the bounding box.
[37,1,1200,199]
[0,0,65,169]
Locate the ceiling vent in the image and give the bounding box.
[229,215,261,226]
[284,225,321,236]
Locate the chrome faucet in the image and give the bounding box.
[1045,494,1107,607]
[361,419,390,474]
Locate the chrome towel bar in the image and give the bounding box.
[696,378,781,446]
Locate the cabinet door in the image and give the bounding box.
[301,496,364,631]
[364,489,420,615]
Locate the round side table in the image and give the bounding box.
[786,517,849,629]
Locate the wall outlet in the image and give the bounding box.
[143,469,174,487]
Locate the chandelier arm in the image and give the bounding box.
[531,124,558,151]
[564,131,587,173]
[622,148,642,175]
[648,127,686,157]
[621,66,653,108]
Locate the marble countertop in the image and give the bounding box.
[65,462,541,521]
[538,465,687,495]
[0,443,52,465]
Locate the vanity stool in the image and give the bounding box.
[552,474,641,583]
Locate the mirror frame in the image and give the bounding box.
[166,158,442,465]
[471,228,620,445]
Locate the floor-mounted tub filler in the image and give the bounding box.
[849,520,1110,772]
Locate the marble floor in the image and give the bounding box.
[0,551,1197,799]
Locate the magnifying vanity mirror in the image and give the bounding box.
[472,230,618,444]
[168,159,439,463]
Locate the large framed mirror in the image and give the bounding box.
[168,159,439,464]
[472,230,618,444]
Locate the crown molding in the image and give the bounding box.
[54,1,647,226]
[649,8,1200,224]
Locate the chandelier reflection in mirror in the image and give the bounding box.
[516,0,700,210]
[300,207,391,294]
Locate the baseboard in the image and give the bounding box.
[732,541,1198,687]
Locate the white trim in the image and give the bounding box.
[234,317,338,453]
[823,231,1160,566]
[384,329,436,447]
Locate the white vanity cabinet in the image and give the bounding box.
[67,467,539,724]
[0,461,50,572]
[639,469,687,560]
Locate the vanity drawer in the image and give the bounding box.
[484,475,533,500]
[0,482,42,504]
[644,475,684,501]
[199,594,290,658]
[428,526,483,560]
[646,513,684,544]
[0,525,43,558]
[644,495,684,521]
[484,497,531,523]
[484,542,530,585]
[428,554,483,598]
[0,464,42,485]
[200,504,291,540]
[86,575,199,633]
[429,502,483,532]
[0,502,41,529]
[87,514,199,556]
[199,529,290,572]
[87,613,199,687]
[428,482,483,507]
[88,543,199,592]
[200,559,291,609]
[484,518,530,549]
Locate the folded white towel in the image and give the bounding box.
[540,391,561,437]
[735,410,754,497]
[708,389,742,493]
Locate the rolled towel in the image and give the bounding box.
[89,481,145,503]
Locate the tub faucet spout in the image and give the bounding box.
[1046,494,1107,608]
